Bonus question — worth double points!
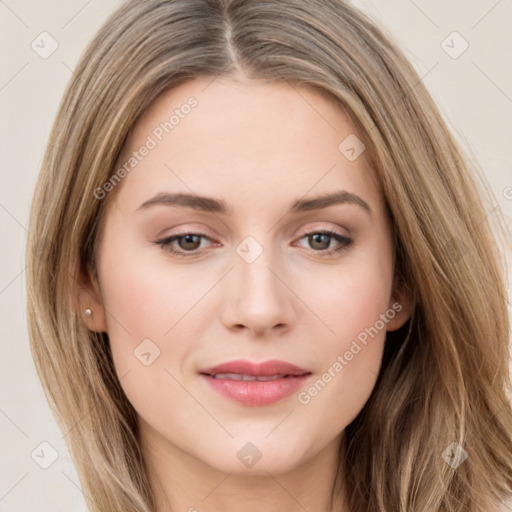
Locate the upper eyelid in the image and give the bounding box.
[161,226,349,241]
[158,220,351,239]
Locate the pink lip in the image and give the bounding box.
[199,359,312,406]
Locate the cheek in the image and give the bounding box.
[99,241,211,344]
[96,236,232,414]
[97,251,198,425]
[95,241,186,381]
[334,249,393,363]
[300,243,393,345]
[314,272,390,389]
[293,241,393,425]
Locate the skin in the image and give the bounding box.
[79,75,413,512]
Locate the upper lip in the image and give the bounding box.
[200,359,310,377]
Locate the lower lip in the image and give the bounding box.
[200,374,311,406]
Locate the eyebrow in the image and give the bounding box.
[136,190,372,216]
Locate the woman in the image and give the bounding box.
[25,0,512,511]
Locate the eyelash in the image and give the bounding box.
[154,228,354,258]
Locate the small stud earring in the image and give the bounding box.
[84,308,92,317]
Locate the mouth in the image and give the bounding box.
[199,359,312,406]
[205,373,298,381]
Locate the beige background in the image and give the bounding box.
[0,0,511,510]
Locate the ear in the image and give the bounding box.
[386,271,414,332]
[74,266,108,333]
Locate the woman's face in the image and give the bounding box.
[81,76,411,476]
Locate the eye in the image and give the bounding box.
[155,232,214,257]
[154,228,354,258]
[294,228,354,256]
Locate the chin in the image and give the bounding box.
[197,437,311,476]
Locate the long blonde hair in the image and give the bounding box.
[26,0,512,510]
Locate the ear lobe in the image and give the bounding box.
[75,267,108,333]
[386,272,414,332]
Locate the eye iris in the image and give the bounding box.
[309,233,330,250]
[179,234,201,251]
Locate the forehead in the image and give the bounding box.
[109,76,383,216]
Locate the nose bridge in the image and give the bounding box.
[236,233,285,306]
[222,233,295,333]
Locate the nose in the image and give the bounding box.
[220,247,296,338]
